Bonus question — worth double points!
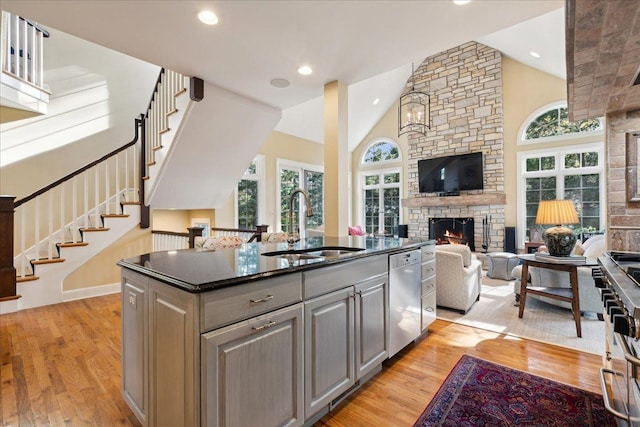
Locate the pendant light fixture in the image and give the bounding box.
[398,62,430,137]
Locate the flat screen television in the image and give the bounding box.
[418,152,484,193]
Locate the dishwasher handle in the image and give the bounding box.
[389,250,421,270]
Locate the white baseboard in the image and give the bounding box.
[0,299,20,315]
[63,282,121,302]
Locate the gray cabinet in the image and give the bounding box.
[304,287,355,417]
[303,266,388,419]
[354,276,388,379]
[201,303,304,427]
[121,270,148,425]
[147,280,198,427]
[421,243,437,331]
[121,271,199,427]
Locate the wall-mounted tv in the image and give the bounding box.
[418,152,484,194]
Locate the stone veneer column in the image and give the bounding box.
[405,42,505,252]
[606,109,640,251]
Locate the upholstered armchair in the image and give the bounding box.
[435,244,483,314]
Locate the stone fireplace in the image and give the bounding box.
[429,217,475,251]
[402,41,506,252]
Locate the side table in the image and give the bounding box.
[517,254,597,338]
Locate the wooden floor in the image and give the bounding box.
[1,293,604,426]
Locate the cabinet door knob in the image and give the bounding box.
[250,294,274,304]
[251,321,276,331]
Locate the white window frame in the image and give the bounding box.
[517,101,604,146]
[516,142,605,249]
[276,158,324,233]
[360,137,403,165]
[234,154,265,229]
[359,166,402,235]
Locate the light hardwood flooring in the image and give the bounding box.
[1,293,604,426]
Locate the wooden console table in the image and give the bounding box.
[517,254,597,338]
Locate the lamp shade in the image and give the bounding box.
[535,200,579,257]
[535,200,579,226]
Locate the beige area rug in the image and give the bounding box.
[436,272,605,355]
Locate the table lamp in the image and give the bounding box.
[534,200,579,257]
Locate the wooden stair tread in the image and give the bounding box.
[80,227,110,232]
[0,294,22,302]
[167,108,178,116]
[121,201,141,205]
[32,258,65,265]
[101,214,130,218]
[159,128,170,135]
[57,242,89,248]
[152,145,164,151]
[147,161,156,166]
[16,275,39,283]
[175,88,187,96]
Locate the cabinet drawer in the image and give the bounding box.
[201,273,302,332]
[421,244,436,261]
[421,259,435,279]
[303,255,386,299]
[421,276,435,295]
[421,291,436,331]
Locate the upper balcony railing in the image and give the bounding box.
[1,11,50,91]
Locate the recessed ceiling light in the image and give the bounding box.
[530,51,541,58]
[297,65,313,75]
[198,10,219,25]
[270,78,291,88]
[373,98,380,105]
[453,0,471,5]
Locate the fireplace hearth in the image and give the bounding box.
[429,217,475,251]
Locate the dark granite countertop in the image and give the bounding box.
[118,236,433,293]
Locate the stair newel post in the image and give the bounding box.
[138,115,150,228]
[256,224,269,242]
[0,196,18,300]
[188,227,204,249]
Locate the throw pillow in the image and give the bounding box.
[583,235,606,259]
[571,240,585,256]
[202,235,244,250]
[261,232,288,243]
[348,225,365,236]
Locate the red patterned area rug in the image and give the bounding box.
[414,355,616,427]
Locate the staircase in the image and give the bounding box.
[1,68,194,314]
[1,13,283,313]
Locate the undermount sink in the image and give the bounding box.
[261,246,364,260]
[268,253,323,262]
[305,247,365,257]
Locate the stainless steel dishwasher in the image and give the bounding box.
[388,249,422,358]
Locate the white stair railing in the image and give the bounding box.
[152,231,190,252]
[14,142,140,279]
[143,69,188,180]
[1,11,49,91]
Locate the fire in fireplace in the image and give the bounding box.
[429,217,475,251]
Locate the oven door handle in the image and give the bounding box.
[599,368,631,421]
[615,332,640,366]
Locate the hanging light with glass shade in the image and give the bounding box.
[398,62,430,137]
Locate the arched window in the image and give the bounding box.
[516,103,605,248]
[361,139,401,164]
[522,105,601,141]
[358,138,402,235]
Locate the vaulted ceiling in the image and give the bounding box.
[2,1,564,150]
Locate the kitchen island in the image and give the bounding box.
[118,236,435,427]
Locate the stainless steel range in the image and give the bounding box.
[595,251,640,426]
